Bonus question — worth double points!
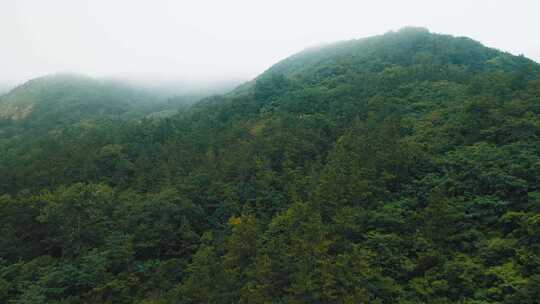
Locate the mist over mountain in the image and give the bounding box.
[1,28,540,303]
[0,84,13,95]
[109,74,245,96]
[0,73,242,137]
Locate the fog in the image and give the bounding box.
[1,0,539,87]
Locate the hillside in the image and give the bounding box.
[0,74,234,136]
[0,74,154,121]
[1,28,540,303]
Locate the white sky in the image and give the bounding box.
[1,0,539,85]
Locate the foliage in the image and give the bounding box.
[1,28,540,303]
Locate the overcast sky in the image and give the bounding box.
[1,0,539,86]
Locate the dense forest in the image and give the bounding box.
[1,27,540,303]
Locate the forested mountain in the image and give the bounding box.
[0,74,232,137]
[1,27,540,303]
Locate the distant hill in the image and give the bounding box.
[0,74,150,121]
[0,73,237,135]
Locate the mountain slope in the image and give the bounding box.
[240,27,540,114]
[267,27,528,78]
[0,74,173,133]
[1,28,540,303]
[0,73,235,135]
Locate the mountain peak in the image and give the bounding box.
[258,28,539,87]
[395,26,430,34]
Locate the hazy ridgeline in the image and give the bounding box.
[0,74,242,135]
[1,28,540,303]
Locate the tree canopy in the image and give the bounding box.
[1,28,540,303]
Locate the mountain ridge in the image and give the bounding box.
[0,73,241,136]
